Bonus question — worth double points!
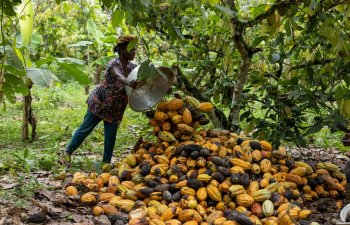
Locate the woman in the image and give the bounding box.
[62,36,138,166]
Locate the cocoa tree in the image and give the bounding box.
[103,0,350,147]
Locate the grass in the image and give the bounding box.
[0,82,150,174]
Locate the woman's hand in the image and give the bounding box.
[129,80,138,89]
[342,133,350,147]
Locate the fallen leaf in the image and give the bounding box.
[92,215,111,225]
[1,183,17,190]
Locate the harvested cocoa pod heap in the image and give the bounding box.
[65,97,346,225]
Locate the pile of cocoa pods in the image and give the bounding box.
[65,97,345,225]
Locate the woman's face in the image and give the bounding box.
[120,46,136,60]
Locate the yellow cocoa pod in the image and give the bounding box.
[197,174,212,182]
[158,131,177,142]
[165,219,182,225]
[150,219,166,225]
[98,193,116,202]
[129,218,149,225]
[177,123,195,134]
[236,194,254,207]
[182,108,193,125]
[230,158,251,170]
[299,209,312,219]
[80,193,96,204]
[198,102,214,112]
[167,99,184,111]
[157,101,168,111]
[93,206,104,216]
[290,167,308,177]
[160,206,176,221]
[65,186,78,196]
[100,204,118,216]
[260,159,271,173]
[155,111,168,121]
[177,209,195,222]
[207,184,222,202]
[214,217,227,225]
[181,187,196,196]
[183,221,198,225]
[196,187,208,201]
[252,189,271,202]
[99,173,111,184]
[260,140,272,151]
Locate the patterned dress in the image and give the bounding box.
[86,58,137,124]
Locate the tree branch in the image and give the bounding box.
[242,1,298,29]
[290,59,334,70]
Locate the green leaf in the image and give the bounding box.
[111,10,124,28]
[87,19,101,45]
[4,64,26,77]
[167,26,177,42]
[17,0,34,47]
[251,36,268,47]
[101,0,112,8]
[127,38,138,52]
[137,60,158,83]
[23,148,29,159]
[5,47,24,69]
[34,56,56,67]
[57,62,90,84]
[4,74,29,95]
[3,0,18,16]
[56,57,85,65]
[26,68,58,87]
[94,56,115,66]
[2,83,16,104]
[252,4,269,17]
[30,32,43,49]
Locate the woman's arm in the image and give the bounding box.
[110,65,130,86]
[110,65,137,88]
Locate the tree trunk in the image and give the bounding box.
[93,65,103,85]
[84,85,90,95]
[227,20,253,132]
[22,84,36,142]
[228,56,251,131]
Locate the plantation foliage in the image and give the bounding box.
[1,0,350,147]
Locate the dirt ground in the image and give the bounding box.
[0,147,349,225]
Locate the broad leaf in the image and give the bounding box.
[17,0,34,47]
[4,74,29,95]
[137,60,158,83]
[127,38,138,52]
[2,83,16,104]
[56,57,85,65]
[4,47,24,69]
[112,10,124,28]
[34,56,56,67]
[101,0,112,8]
[4,64,26,77]
[87,19,101,45]
[94,56,115,66]
[57,62,90,85]
[26,68,58,87]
